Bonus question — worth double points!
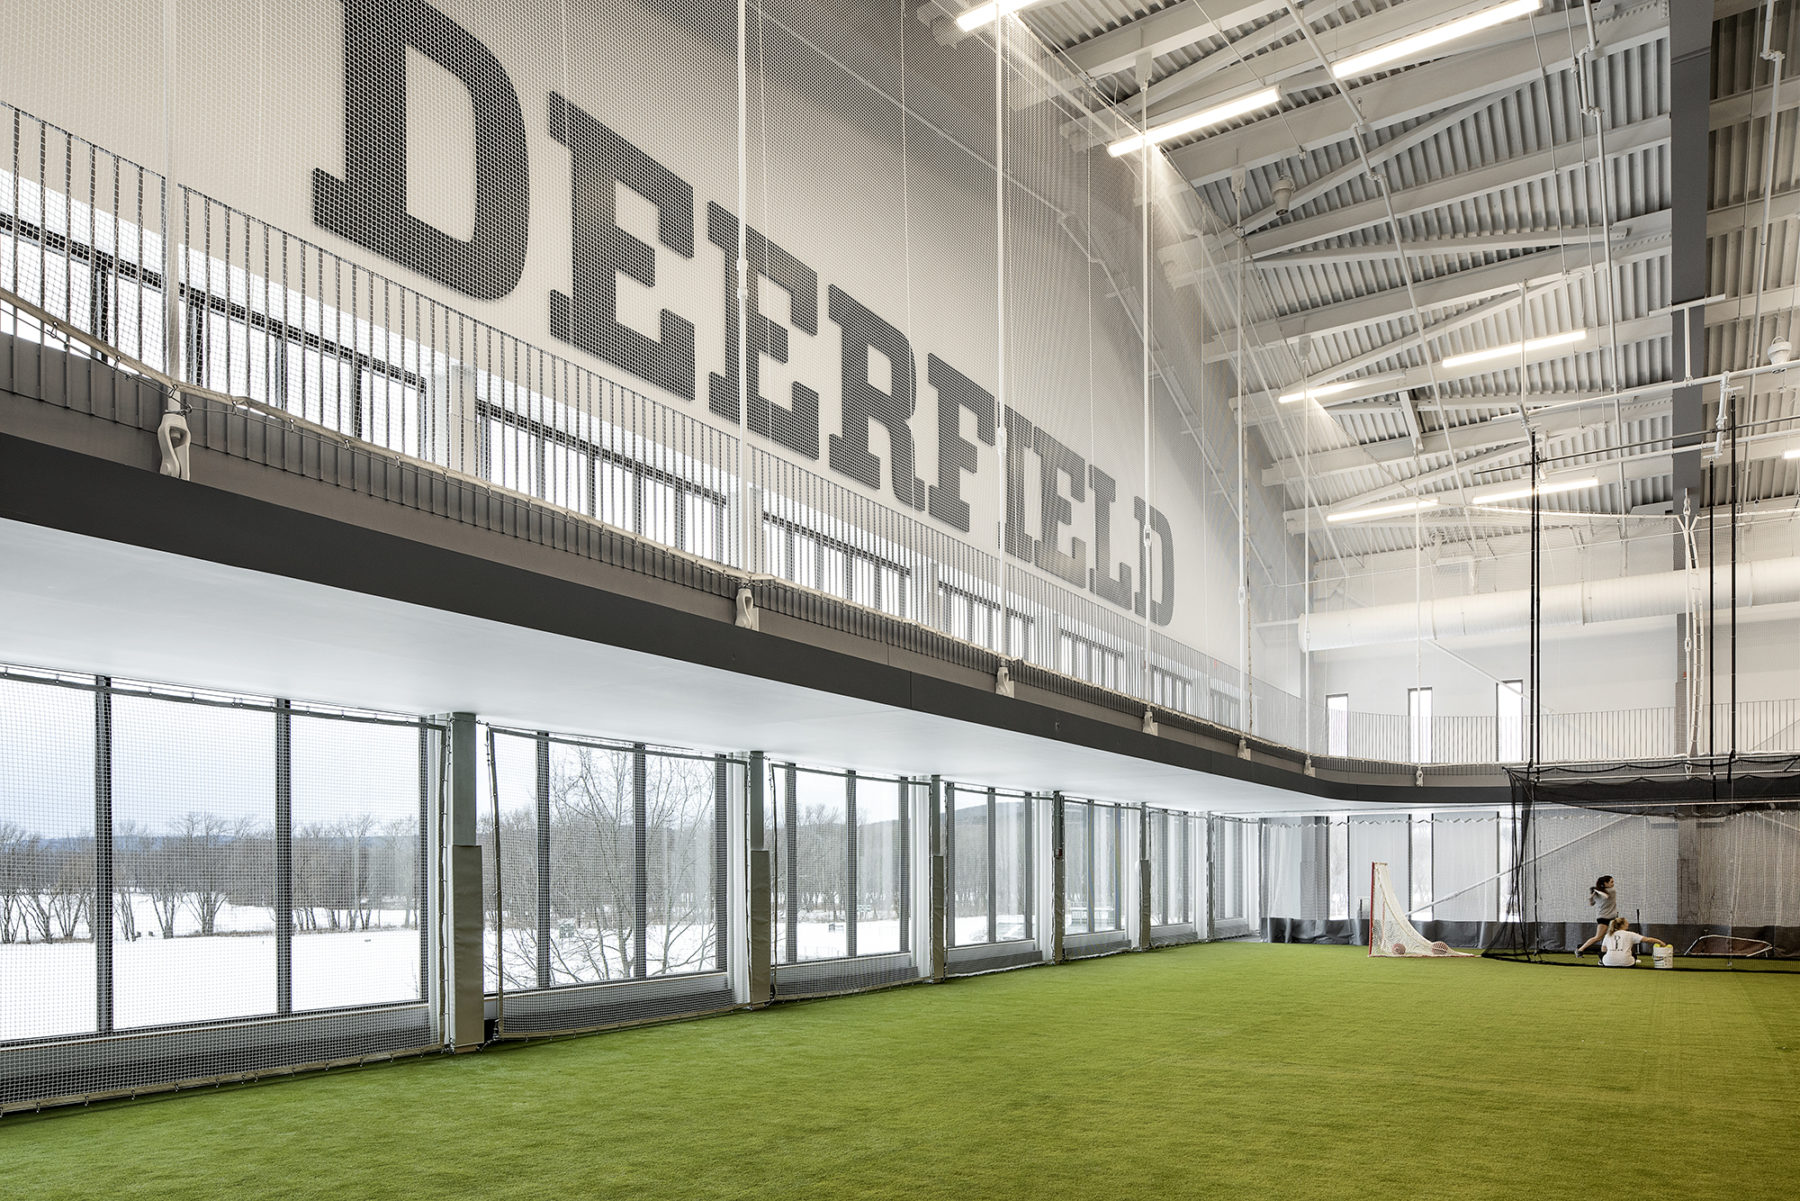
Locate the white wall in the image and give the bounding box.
[0,0,1308,694]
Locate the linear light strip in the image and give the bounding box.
[1107,88,1282,157]
[1332,0,1544,80]
[1441,329,1588,371]
[955,0,1037,32]
[1469,476,1599,506]
[1324,498,1439,524]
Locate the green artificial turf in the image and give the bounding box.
[4,942,1798,1200]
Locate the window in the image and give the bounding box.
[1496,680,1524,762]
[1210,685,1241,730]
[946,785,1034,946]
[1407,687,1432,763]
[766,517,910,619]
[483,733,724,991]
[1062,800,1123,934]
[940,584,1034,659]
[0,147,167,370]
[776,766,908,963]
[1151,667,1194,715]
[1326,694,1349,757]
[1149,809,1194,927]
[479,402,727,561]
[1059,632,1123,691]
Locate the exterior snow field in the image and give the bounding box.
[6,942,1799,1201]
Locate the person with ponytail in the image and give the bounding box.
[1575,876,1617,956]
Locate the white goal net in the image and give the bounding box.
[1369,863,1473,957]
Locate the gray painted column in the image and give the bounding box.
[93,678,113,1034]
[274,699,293,1014]
[928,776,945,982]
[1050,792,1065,963]
[1669,3,1711,753]
[443,712,484,1051]
[1137,804,1152,951]
[746,751,773,1005]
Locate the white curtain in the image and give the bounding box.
[1349,816,1410,921]
[1433,814,1499,920]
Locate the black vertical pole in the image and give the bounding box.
[94,677,113,1034]
[274,698,292,1015]
[633,744,648,979]
[535,733,551,990]
[1708,475,1717,757]
[845,771,858,958]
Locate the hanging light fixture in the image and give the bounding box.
[1440,329,1588,371]
[1325,498,1439,523]
[1107,89,1282,157]
[954,0,1039,32]
[1469,476,1599,506]
[1331,0,1544,80]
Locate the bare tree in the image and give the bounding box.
[0,821,27,944]
[113,818,143,941]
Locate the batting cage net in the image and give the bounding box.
[1485,755,1800,970]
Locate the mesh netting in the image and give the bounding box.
[1369,862,1471,958]
[1485,756,1800,968]
[770,763,918,998]
[481,728,739,1036]
[0,667,438,1112]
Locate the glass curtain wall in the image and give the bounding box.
[0,669,432,1046]
[1061,799,1124,935]
[946,784,1034,946]
[481,730,727,994]
[774,766,909,964]
[1148,808,1197,929]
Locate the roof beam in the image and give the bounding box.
[1201,224,1670,358]
[1123,0,1521,127]
[1060,0,1286,80]
[1234,116,1671,257]
[1168,0,1668,187]
[1254,227,1619,268]
[1263,391,1674,488]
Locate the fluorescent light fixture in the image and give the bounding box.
[1325,498,1439,524]
[1278,380,1360,405]
[1783,448,1800,461]
[1440,328,1588,371]
[1331,0,1543,80]
[1276,371,1407,404]
[1469,476,1599,506]
[954,0,1037,31]
[1108,88,1281,157]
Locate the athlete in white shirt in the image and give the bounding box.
[1598,917,1668,967]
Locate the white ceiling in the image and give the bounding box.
[0,517,1367,814]
[1012,0,1799,575]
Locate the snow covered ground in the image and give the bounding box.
[1,921,421,1044]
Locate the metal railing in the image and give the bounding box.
[6,99,1797,776]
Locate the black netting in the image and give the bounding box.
[1485,755,1800,969]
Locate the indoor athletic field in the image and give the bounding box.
[5,941,1796,1201]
